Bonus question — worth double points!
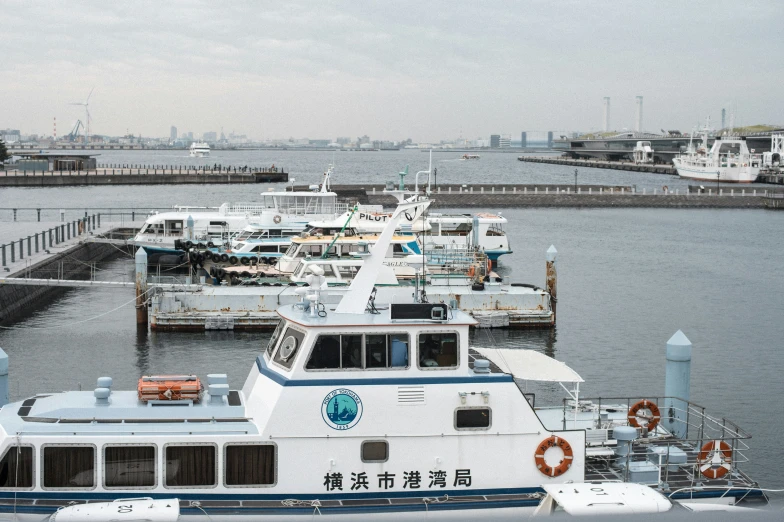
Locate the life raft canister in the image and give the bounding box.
[627,399,661,431]
[697,440,733,479]
[534,435,573,477]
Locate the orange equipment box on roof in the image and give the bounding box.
[138,375,203,402]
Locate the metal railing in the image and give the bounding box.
[1,215,100,268]
[562,396,754,487]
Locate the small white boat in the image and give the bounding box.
[189,141,210,157]
[49,498,180,521]
[460,153,480,160]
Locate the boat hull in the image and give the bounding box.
[673,159,760,183]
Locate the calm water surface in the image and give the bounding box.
[0,153,782,496]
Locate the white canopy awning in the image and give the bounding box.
[474,348,584,383]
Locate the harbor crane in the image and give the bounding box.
[66,120,84,141]
[69,87,94,143]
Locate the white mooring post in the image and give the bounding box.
[135,248,148,327]
[663,330,692,439]
[546,246,557,324]
[0,348,7,407]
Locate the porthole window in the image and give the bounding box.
[361,441,388,463]
[455,408,491,430]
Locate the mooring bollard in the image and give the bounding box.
[546,245,557,324]
[19,239,23,259]
[10,242,15,263]
[663,330,692,439]
[135,248,148,326]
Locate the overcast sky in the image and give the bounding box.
[2,0,782,141]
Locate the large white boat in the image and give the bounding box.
[189,141,210,157]
[427,212,512,262]
[133,169,353,254]
[672,129,762,183]
[0,202,767,519]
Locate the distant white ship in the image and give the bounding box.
[189,141,210,157]
[672,124,761,183]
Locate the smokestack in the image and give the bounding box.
[721,108,726,130]
[603,97,611,132]
[635,96,643,133]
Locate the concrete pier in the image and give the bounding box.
[518,155,676,175]
[327,184,778,209]
[0,224,136,324]
[0,167,287,186]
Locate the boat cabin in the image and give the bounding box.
[277,234,421,274]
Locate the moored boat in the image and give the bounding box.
[672,125,762,183]
[0,202,768,519]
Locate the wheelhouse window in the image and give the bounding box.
[306,334,362,369]
[224,444,276,486]
[455,408,491,430]
[265,321,284,358]
[272,327,305,370]
[366,334,409,368]
[43,446,95,488]
[165,445,216,487]
[361,441,388,463]
[306,333,409,370]
[0,446,33,488]
[418,333,459,368]
[104,445,156,488]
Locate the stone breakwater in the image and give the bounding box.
[310,184,779,209]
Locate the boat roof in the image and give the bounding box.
[291,234,415,244]
[474,348,583,383]
[0,390,254,435]
[278,304,477,328]
[542,483,672,515]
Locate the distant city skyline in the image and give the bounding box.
[2,1,782,141]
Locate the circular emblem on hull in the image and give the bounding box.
[322,389,362,430]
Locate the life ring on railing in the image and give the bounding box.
[534,436,574,477]
[486,257,493,273]
[697,440,733,479]
[627,399,661,431]
[273,215,282,224]
[467,266,476,278]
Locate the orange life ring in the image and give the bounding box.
[698,440,733,479]
[486,258,492,273]
[534,436,573,477]
[627,399,661,431]
[467,266,475,278]
[273,215,282,224]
